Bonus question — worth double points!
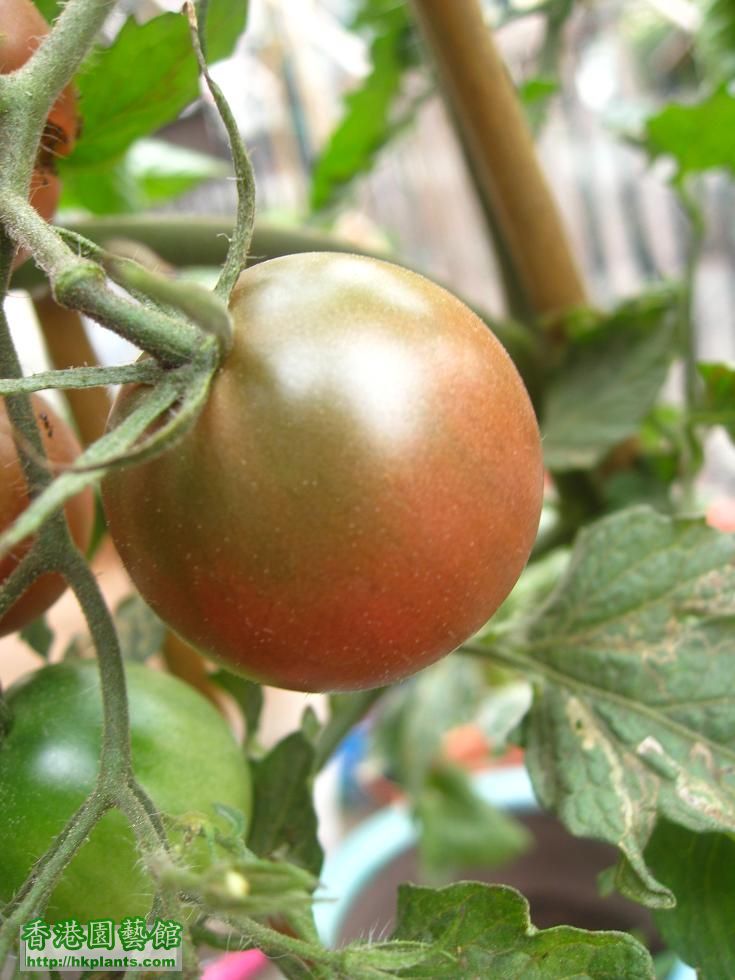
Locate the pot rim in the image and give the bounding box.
[315,765,694,980]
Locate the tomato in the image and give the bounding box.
[0,659,252,921]
[1,0,79,268]
[0,394,94,636]
[103,253,544,692]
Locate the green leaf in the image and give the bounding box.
[519,507,735,906]
[114,594,166,662]
[310,0,422,210]
[68,1,247,169]
[32,0,62,22]
[374,656,484,796]
[19,616,53,659]
[699,362,735,441]
[391,882,655,977]
[518,76,558,107]
[542,291,678,471]
[130,139,229,202]
[210,669,263,740]
[694,0,735,85]
[415,762,532,872]
[247,732,323,877]
[59,160,141,215]
[647,820,735,979]
[341,941,438,975]
[479,547,571,634]
[60,139,228,215]
[642,84,735,181]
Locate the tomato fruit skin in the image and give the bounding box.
[0,659,252,921]
[0,395,94,636]
[103,253,544,692]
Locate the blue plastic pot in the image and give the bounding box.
[316,766,694,979]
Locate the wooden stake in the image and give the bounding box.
[411,0,587,321]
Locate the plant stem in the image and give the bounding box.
[675,182,705,510]
[10,217,541,389]
[0,368,185,561]
[1,196,205,366]
[67,551,131,769]
[0,361,162,397]
[4,0,112,137]
[33,295,111,446]
[410,0,587,324]
[185,3,257,299]
[0,0,113,257]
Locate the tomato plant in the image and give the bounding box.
[1,1,733,976]
[103,252,544,692]
[0,658,251,921]
[0,394,93,636]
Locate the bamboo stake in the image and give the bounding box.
[411,0,587,321]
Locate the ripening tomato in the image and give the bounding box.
[0,395,94,636]
[0,659,252,921]
[103,253,544,692]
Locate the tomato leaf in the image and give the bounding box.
[114,594,166,662]
[60,139,228,215]
[642,84,735,182]
[699,362,735,442]
[19,615,53,659]
[211,669,263,741]
[247,732,323,877]
[517,507,735,907]
[340,941,441,976]
[374,657,485,796]
[310,0,424,211]
[32,0,62,23]
[390,882,655,977]
[67,0,248,169]
[415,763,532,872]
[542,290,678,471]
[645,820,735,979]
[694,0,735,87]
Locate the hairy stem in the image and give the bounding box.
[1,195,205,365]
[185,3,256,299]
[675,182,706,510]
[67,551,131,769]
[0,361,163,397]
[33,295,112,446]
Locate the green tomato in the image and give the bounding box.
[0,659,251,922]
